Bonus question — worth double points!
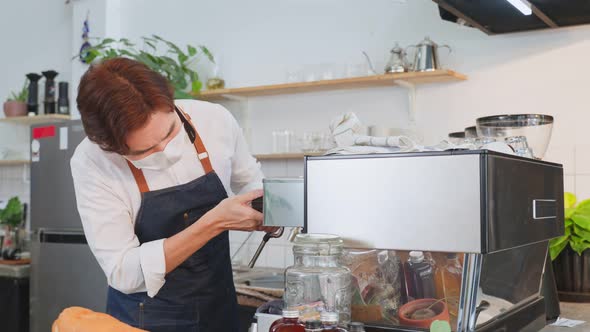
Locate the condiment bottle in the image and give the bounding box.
[404,251,436,301]
[305,320,323,332]
[320,312,346,331]
[440,253,462,327]
[270,309,305,332]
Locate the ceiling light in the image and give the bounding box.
[505,0,533,15]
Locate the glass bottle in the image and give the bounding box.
[441,253,463,328]
[305,320,323,332]
[270,310,305,332]
[404,251,436,301]
[321,312,347,332]
[285,234,352,324]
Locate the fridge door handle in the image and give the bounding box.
[37,229,88,244]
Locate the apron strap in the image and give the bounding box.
[179,109,214,175]
[125,105,214,194]
[126,160,150,194]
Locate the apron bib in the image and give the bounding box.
[106,107,239,332]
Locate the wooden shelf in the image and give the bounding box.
[196,70,467,101]
[0,160,30,166]
[0,114,71,125]
[254,153,323,160]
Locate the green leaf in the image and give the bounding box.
[199,45,215,63]
[187,45,197,57]
[549,235,569,260]
[574,224,590,240]
[191,80,203,93]
[570,235,590,256]
[430,320,452,332]
[144,40,156,51]
[0,197,23,227]
[178,53,188,64]
[572,214,590,231]
[119,38,135,47]
[566,208,576,220]
[574,198,590,216]
[565,218,573,228]
[565,192,577,209]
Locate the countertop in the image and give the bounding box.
[0,263,30,278]
[541,302,590,332]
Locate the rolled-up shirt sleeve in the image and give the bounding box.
[71,154,166,297]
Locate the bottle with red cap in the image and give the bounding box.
[270,309,305,332]
[320,312,347,331]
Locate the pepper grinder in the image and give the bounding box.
[25,73,42,115]
[57,82,70,115]
[42,70,59,114]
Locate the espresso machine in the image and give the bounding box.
[302,150,563,332]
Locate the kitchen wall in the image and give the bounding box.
[0,0,72,213]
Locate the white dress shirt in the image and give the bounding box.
[70,100,263,297]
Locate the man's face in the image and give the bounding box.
[124,108,181,161]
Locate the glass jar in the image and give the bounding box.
[285,234,352,324]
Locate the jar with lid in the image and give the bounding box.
[285,234,352,324]
[320,312,347,331]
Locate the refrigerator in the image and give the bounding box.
[29,120,107,332]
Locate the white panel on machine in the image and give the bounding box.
[305,154,483,253]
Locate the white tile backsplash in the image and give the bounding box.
[575,145,590,175]
[545,145,575,175]
[565,175,575,194]
[575,176,590,200]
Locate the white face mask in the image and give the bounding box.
[126,127,187,171]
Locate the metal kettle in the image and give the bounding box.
[384,43,410,73]
[407,36,451,72]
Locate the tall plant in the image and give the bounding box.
[79,35,214,99]
[549,192,590,260]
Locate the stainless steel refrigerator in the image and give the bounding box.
[30,120,107,332]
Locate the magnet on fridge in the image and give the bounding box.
[31,139,40,162]
[59,127,68,150]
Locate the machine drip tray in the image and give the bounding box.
[364,297,546,332]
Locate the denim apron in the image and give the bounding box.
[106,107,239,332]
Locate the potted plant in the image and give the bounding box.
[3,81,28,117]
[550,192,590,302]
[78,35,215,99]
[0,197,24,257]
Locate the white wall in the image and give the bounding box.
[0,0,72,210]
[110,0,590,268]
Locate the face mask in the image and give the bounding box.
[126,127,187,171]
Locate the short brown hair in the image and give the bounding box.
[76,57,174,155]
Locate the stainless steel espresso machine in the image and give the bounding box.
[298,150,564,332]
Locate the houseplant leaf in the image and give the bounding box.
[550,235,569,260]
[187,45,197,57]
[0,197,23,228]
[199,46,215,63]
[564,192,577,209]
[571,214,590,231]
[570,235,590,256]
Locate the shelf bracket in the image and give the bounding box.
[394,79,416,123]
